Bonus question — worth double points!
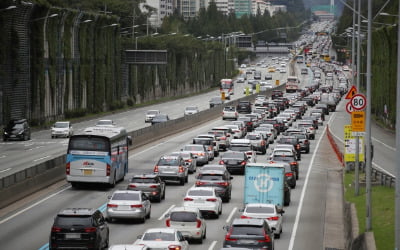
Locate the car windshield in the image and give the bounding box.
[143,232,175,241]
[54,122,69,128]
[188,190,213,196]
[10,123,24,129]
[246,206,274,213]
[170,212,197,222]
[208,131,224,137]
[198,174,224,180]
[211,97,221,102]
[158,157,180,166]
[231,225,264,235]
[111,192,140,201]
[223,152,245,159]
[131,178,157,184]
[147,110,159,115]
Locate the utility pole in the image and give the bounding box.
[395,2,400,248]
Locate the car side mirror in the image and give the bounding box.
[230,176,233,180]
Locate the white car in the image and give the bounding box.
[224,124,243,139]
[222,106,238,120]
[240,203,284,238]
[165,206,207,243]
[106,190,151,223]
[51,121,73,138]
[184,106,199,116]
[145,110,161,123]
[135,228,189,250]
[183,187,222,218]
[108,245,148,250]
[95,119,115,127]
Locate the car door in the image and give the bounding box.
[177,231,189,249]
[142,193,151,214]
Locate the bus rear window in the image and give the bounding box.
[68,137,109,151]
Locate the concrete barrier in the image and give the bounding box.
[0,84,286,209]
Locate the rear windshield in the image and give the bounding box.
[111,192,139,201]
[143,232,175,241]
[193,139,212,145]
[272,156,295,162]
[68,136,109,152]
[198,174,224,180]
[231,225,264,235]
[246,134,261,140]
[223,151,245,159]
[229,145,251,152]
[157,157,180,166]
[55,216,92,227]
[245,206,274,213]
[131,178,157,183]
[170,212,197,222]
[188,190,213,196]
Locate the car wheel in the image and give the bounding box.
[104,232,110,249]
[218,205,222,215]
[203,228,207,239]
[162,189,166,199]
[70,182,79,189]
[306,149,310,154]
[180,178,185,186]
[275,232,281,239]
[185,175,189,183]
[146,208,151,219]
[197,235,203,244]
[23,134,28,141]
[110,174,116,188]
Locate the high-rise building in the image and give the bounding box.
[234,0,252,17]
[142,0,175,27]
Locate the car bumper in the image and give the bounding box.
[226,165,245,174]
[183,203,219,215]
[106,208,146,219]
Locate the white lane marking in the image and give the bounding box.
[0,168,11,173]
[208,240,218,250]
[33,156,51,162]
[158,205,175,220]
[129,121,220,159]
[24,143,34,146]
[0,186,71,224]
[288,112,335,250]
[226,207,237,224]
[372,137,395,151]
[0,155,6,159]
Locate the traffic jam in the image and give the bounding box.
[3,21,352,250]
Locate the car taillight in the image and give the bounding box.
[196,219,202,228]
[154,165,159,173]
[168,245,182,250]
[198,152,205,156]
[178,166,184,173]
[225,232,237,242]
[304,140,309,144]
[106,164,111,176]
[166,218,171,227]
[240,215,252,219]
[51,226,62,232]
[219,160,225,165]
[128,184,137,188]
[217,182,229,187]
[296,144,300,150]
[131,204,143,208]
[149,185,158,188]
[107,204,118,208]
[206,198,217,202]
[220,136,226,140]
[84,227,97,233]
[196,181,206,186]
[185,159,192,163]
[290,162,298,166]
[267,216,279,221]
[246,152,253,156]
[240,161,247,165]
[184,197,193,201]
[258,232,271,243]
[66,163,70,175]
[285,172,293,177]
[261,140,265,146]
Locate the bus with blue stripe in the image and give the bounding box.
[66,126,131,188]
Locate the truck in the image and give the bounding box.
[285,76,299,93]
[244,163,286,208]
[220,79,234,100]
[319,93,336,112]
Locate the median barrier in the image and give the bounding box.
[0,84,286,209]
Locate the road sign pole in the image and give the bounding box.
[355,135,360,196]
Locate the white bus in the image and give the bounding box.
[66,126,131,188]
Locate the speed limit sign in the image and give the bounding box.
[350,94,366,110]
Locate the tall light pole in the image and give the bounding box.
[365,0,372,231]
[396,5,400,248]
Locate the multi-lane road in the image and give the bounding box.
[0,53,395,250]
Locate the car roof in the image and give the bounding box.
[198,169,226,175]
[145,228,178,234]
[170,206,201,213]
[131,173,158,179]
[230,139,251,144]
[57,208,96,216]
[188,186,215,192]
[231,218,265,226]
[245,203,276,208]
[113,190,141,195]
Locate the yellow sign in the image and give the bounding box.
[256,84,260,93]
[351,111,365,132]
[275,80,280,86]
[245,86,250,96]
[221,91,225,100]
[344,125,365,162]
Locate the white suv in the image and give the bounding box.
[51,121,73,138]
[165,207,207,243]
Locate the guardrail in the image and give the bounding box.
[0,84,286,209]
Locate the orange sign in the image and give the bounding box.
[345,86,358,99]
[351,111,365,132]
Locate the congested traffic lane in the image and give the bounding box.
[0,56,291,177]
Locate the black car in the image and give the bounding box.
[127,174,166,202]
[151,114,170,125]
[195,168,233,202]
[49,208,109,250]
[223,218,274,249]
[271,153,300,180]
[3,119,31,141]
[271,90,283,100]
[236,101,252,114]
[219,151,249,175]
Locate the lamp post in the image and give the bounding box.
[0,5,16,12]
[396,5,400,249]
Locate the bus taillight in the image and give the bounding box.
[66,163,70,175]
[106,164,111,176]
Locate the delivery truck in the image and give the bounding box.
[244,163,286,208]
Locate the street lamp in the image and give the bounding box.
[102,23,118,28]
[380,12,399,17]
[30,13,58,22]
[0,5,16,12]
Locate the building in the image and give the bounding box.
[235,0,252,17]
[251,0,268,15]
[141,0,175,27]
[176,0,201,20]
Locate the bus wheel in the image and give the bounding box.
[71,182,79,189]
[110,174,116,188]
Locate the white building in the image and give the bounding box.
[141,0,174,27]
[251,0,268,15]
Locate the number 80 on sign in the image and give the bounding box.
[350,94,366,110]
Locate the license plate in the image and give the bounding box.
[118,205,130,210]
[194,200,204,203]
[83,169,93,175]
[65,233,81,239]
[238,239,256,244]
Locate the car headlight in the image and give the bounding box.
[18,130,24,135]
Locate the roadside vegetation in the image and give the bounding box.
[344,171,395,250]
